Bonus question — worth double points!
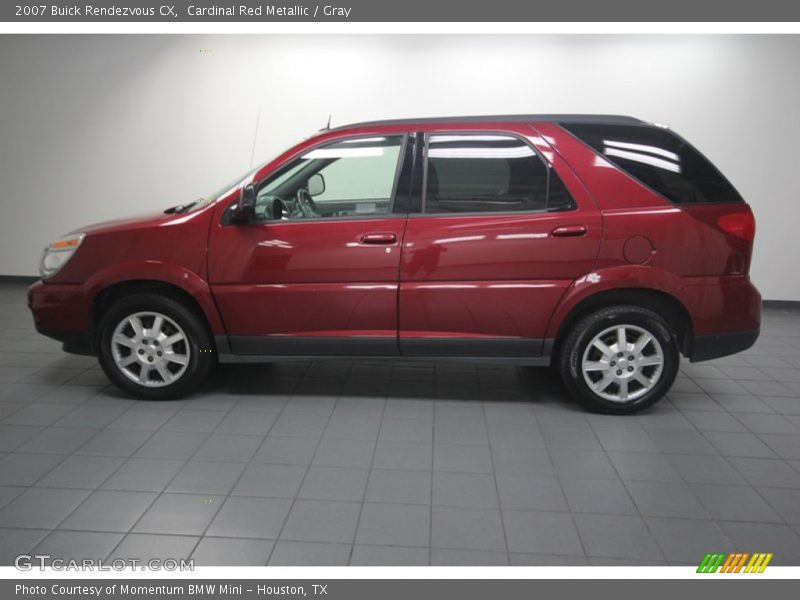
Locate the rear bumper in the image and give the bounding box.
[681,275,761,362]
[27,280,94,355]
[688,327,759,362]
[682,275,761,335]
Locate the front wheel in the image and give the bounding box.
[558,306,679,414]
[97,293,216,400]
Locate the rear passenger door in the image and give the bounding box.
[398,130,602,358]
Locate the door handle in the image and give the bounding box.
[551,225,588,238]
[359,232,397,245]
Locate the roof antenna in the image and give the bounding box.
[325,114,332,130]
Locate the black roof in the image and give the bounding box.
[332,114,646,131]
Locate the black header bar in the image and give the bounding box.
[3,0,800,22]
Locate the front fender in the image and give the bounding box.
[83,261,227,335]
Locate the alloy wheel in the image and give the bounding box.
[581,324,665,403]
[110,311,191,387]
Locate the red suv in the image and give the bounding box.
[27,115,760,413]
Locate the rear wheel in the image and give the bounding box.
[97,293,216,400]
[558,305,679,414]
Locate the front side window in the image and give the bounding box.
[253,135,405,221]
[423,134,574,214]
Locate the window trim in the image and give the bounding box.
[418,130,577,218]
[222,133,410,225]
[391,131,424,215]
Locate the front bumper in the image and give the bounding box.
[36,328,95,355]
[28,280,94,355]
[688,327,760,362]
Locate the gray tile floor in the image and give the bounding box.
[1,281,800,566]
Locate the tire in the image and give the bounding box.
[97,293,216,400]
[557,305,679,414]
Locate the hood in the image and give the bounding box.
[72,211,170,236]
[69,203,214,237]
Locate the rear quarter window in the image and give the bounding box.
[561,123,743,205]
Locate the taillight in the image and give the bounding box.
[717,211,755,242]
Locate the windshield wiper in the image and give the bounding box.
[164,200,199,214]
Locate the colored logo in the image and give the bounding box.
[697,553,773,573]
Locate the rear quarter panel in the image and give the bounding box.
[532,121,760,338]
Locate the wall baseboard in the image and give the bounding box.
[763,299,800,309]
[0,275,38,284]
[2,274,799,308]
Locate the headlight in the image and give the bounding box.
[39,233,85,279]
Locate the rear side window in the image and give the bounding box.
[561,123,743,205]
[423,134,575,214]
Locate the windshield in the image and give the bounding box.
[192,130,330,209]
[194,166,260,207]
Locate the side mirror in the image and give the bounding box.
[307,173,325,197]
[231,183,256,224]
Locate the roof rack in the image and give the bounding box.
[331,114,645,131]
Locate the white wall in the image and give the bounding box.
[0,34,797,299]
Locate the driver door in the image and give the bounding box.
[208,134,410,356]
